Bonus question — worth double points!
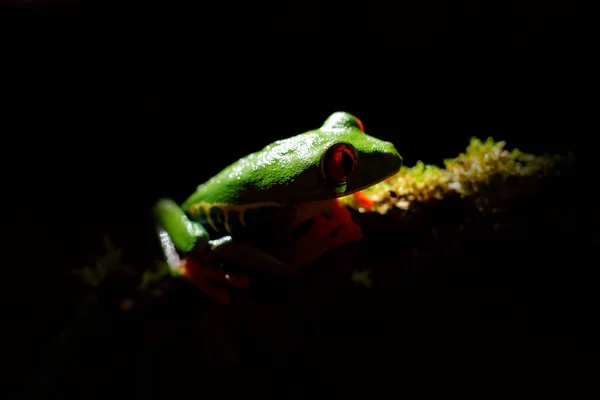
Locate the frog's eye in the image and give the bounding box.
[322,112,366,132]
[324,143,358,183]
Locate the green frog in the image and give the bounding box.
[153,112,402,303]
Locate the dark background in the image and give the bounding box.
[2,0,592,394]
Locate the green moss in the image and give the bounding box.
[70,236,126,288]
[340,137,572,214]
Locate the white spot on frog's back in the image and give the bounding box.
[222,132,323,180]
[255,132,320,165]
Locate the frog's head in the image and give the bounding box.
[312,111,402,198]
[203,111,402,205]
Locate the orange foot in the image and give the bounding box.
[177,256,249,304]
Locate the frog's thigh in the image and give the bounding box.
[209,236,292,275]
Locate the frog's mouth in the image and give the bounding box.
[336,167,401,198]
[341,150,403,196]
[293,164,402,203]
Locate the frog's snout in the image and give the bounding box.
[383,142,402,170]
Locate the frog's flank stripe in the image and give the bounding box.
[196,204,208,223]
[187,201,283,235]
[225,209,241,234]
[209,206,226,233]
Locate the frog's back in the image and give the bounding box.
[183,131,327,207]
[180,131,326,237]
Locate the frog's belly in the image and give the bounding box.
[279,198,363,266]
[187,199,362,266]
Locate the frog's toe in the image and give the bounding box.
[179,257,249,304]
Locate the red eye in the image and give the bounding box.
[324,144,357,182]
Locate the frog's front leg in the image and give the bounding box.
[154,198,209,262]
[153,199,249,304]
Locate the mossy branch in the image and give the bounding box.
[341,137,573,214]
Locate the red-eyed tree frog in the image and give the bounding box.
[153,112,402,303]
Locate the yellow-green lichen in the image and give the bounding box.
[340,137,572,214]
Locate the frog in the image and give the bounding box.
[153,111,402,304]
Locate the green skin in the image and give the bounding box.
[154,112,402,275]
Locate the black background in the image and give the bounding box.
[2,0,593,393]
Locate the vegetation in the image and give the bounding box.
[18,138,584,399]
